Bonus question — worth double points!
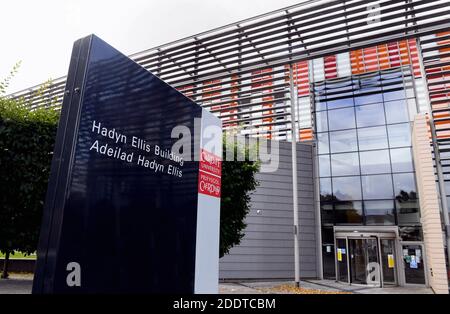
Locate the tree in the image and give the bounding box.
[0,75,59,278]
[219,137,259,258]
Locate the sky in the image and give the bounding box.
[0,0,307,94]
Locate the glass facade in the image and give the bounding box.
[314,66,423,279]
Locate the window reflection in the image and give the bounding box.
[383,90,406,101]
[397,199,420,225]
[330,129,358,153]
[320,178,333,202]
[314,67,420,229]
[331,152,360,176]
[385,100,409,124]
[332,176,362,200]
[358,126,388,150]
[321,203,334,224]
[388,123,411,148]
[364,200,395,225]
[390,148,414,172]
[393,173,417,201]
[361,174,394,199]
[315,111,328,132]
[328,107,355,131]
[335,201,363,224]
[399,226,423,241]
[317,133,330,154]
[327,97,354,110]
[355,103,385,127]
[354,93,383,106]
[319,155,331,177]
[360,150,390,175]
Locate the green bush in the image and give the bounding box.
[220,138,259,257]
[0,98,58,277]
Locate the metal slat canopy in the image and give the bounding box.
[7,0,450,141]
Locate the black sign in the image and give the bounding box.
[33,35,222,294]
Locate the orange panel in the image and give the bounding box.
[408,39,421,78]
[299,128,313,141]
[377,44,390,70]
[351,49,364,75]
[296,61,309,96]
[398,40,410,66]
[363,47,378,72]
[252,69,273,137]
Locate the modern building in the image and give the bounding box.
[8,0,450,293]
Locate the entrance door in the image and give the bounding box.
[336,238,348,282]
[380,239,397,285]
[348,238,380,286]
[402,244,426,285]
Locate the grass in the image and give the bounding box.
[0,251,36,260]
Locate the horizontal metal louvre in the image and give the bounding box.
[6,0,450,141]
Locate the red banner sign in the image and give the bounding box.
[198,171,221,198]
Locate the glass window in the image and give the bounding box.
[361,174,394,199]
[315,98,327,111]
[388,123,411,148]
[331,152,360,176]
[330,129,358,153]
[383,90,406,102]
[360,150,391,175]
[319,155,331,177]
[320,178,333,202]
[328,107,355,131]
[332,176,362,201]
[358,126,388,151]
[317,133,330,154]
[315,111,328,132]
[397,199,420,225]
[393,173,417,201]
[364,200,395,225]
[390,148,414,172]
[355,103,385,127]
[321,227,336,279]
[384,100,409,124]
[327,97,354,110]
[399,226,423,241]
[354,93,383,106]
[335,201,363,224]
[321,203,334,224]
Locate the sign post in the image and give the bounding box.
[32,35,222,294]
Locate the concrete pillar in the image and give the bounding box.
[412,114,449,294]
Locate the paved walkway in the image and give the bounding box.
[0,276,434,294]
[304,279,433,294]
[219,279,434,294]
[0,278,33,294]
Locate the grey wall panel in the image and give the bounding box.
[219,140,318,280]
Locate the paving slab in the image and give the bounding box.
[0,278,33,294]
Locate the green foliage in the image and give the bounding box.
[0,94,59,259]
[220,136,259,258]
[0,61,21,96]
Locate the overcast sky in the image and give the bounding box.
[1,0,308,94]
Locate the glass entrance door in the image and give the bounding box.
[402,244,426,285]
[336,238,348,282]
[348,238,380,286]
[380,239,397,285]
